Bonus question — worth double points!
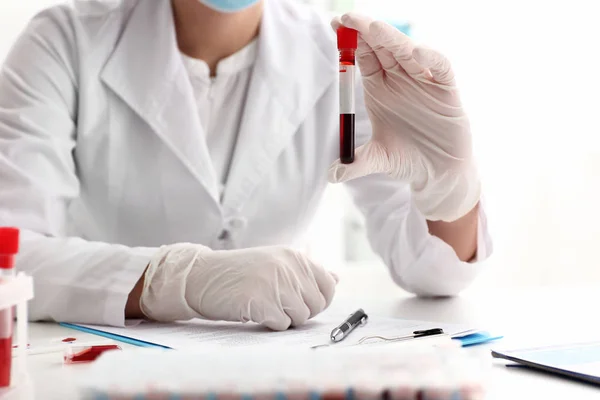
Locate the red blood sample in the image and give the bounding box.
[0,337,11,387]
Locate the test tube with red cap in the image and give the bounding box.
[0,227,19,388]
[337,27,358,164]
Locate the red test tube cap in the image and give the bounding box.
[0,228,19,255]
[0,228,19,270]
[337,27,358,50]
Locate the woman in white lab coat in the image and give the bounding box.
[0,0,490,330]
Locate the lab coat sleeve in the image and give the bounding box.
[0,9,155,326]
[343,77,492,297]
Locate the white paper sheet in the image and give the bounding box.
[78,310,473,350]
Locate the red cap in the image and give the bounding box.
[337,27,358,50]
[0,227,19,255]
[0,227,19,270]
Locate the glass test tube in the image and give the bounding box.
[337,27,358,164]
[0,227,19,388]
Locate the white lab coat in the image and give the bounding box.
[0,0,491,326]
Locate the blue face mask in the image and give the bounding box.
[197,0,260,13]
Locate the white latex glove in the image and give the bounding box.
[329,13,481,222]
[140,244,338,331]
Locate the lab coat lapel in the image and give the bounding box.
[100,0,220,202]
[222,0,337,212]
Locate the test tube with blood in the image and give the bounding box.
[337,27,358,164]
[0,227,19,388]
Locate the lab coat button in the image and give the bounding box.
[218,230,230,241]
[227,217,247,230]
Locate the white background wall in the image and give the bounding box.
[3,1,600,289]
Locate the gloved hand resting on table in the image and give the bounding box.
[139,244,338,331]
[329,13,481,222]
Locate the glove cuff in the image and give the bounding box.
[140,243,208,322]
[411,161,481,222]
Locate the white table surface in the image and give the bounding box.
[6,265,600,399]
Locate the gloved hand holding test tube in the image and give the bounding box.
[329,14,481,222]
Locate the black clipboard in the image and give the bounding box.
[492,342,600,386]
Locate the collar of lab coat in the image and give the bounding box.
[100,0,337,212]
